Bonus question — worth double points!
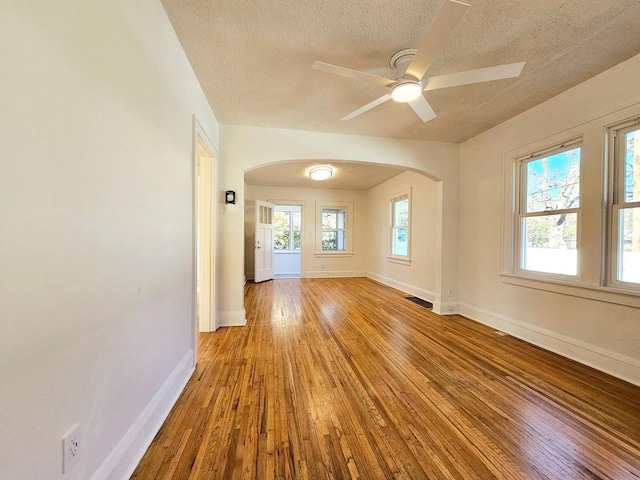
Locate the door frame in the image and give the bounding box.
[269,199,305,277]
[192,116,217,366]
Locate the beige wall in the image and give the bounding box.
[459,53,640,385]
[0,1,218,478]
[245,186,369,278]
[220,126,460,322]
[367,171,439,300]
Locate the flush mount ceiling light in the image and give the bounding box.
[391,81,422,103]
[309,166,333,181]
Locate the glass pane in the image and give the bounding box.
[273,211,290,250]
[322,211,337,229]
[624,129,640,203]
[526,147,580,213]
[337,210,346,229]
[292,212,301,250]
[322,231,337,250]
[522,213,577,275]
[394,198,409,227]
[619,207,640,283]
[392,228,408,256]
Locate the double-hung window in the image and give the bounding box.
[609,121,640,286]
[315,201,353,255]
[517,142,581,277]
[388,189,411,263]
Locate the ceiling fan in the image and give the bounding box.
[311,0,525,123]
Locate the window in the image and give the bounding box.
[517,142,581,276]
[273,206,301,251]
[315,202,353,256]
[609,121,640,286]
[388,189,411,263]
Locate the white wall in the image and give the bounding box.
[0,1,218,479]
[367,171,439,301]
[246,185,369,278]
[220,126,459,321]
[459,53,640,385]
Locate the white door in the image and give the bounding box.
[254,200,275,283]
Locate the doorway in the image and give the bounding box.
[273,204,302,277]
[193,118,217,366]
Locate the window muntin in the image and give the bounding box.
[518,144,581,276]
[321,208,346,251]
[610,123,640,287]
[391,195,410,257]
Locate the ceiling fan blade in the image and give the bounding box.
[341,94,392,121]
[423,62,526,91]
[405,0,469,81]
[312,61,395,87]
[408,95,437,123]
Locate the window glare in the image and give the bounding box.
[525,147,580,213]
[522,213,577,275]
[624,129,640,203]
[619,207,640,283]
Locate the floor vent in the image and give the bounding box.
[405,296,433,309]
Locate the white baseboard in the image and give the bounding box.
[219,309,247,327]
[91,350,195,480]
[366,271,435,302]
[458,303,640,387]
[432,301,458,316]
[304,270,367,278]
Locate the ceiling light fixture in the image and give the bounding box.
[391,81,422,103]
[309,166,333,181]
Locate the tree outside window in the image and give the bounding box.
[273,206,301,251]
[321,209,346,251]
[520,145,581,276]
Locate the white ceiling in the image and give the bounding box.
[244,161,406,190]
[162,0,640,143]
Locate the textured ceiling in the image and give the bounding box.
[162,0,640,143]
[244,161,405,191]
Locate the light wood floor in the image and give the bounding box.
[132,277,640,479]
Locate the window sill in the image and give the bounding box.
[500,272,640,308]
[274,250,301,255]
[387,256,411,266]
[315,252,353,258]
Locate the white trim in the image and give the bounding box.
[304,270,366,278]
[432,301,458,316]
[366,271,434,303]
[386,256,411,266]
[314,252,354,258]
[458,303,640,387]
[219,309,247,327]
[91,350,195,480]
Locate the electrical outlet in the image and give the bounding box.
[62,424,81,473]
[448,304,455,312]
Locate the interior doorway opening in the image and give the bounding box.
[273,204,302,278]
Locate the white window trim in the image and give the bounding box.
[510,136,583,281]
[606,117,640,292]
[387,188,411,265]
[315,201,354,257]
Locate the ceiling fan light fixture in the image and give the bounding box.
[309,166,333,181]
[391,81,422,103]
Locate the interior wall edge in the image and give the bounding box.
[92,350,195,480]
[458,303,640,387]
[219,309,248,327]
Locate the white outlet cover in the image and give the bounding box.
[62,424,81,473]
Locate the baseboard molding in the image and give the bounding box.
[366,272,437,301]
[432,301,458,316]
[458,303,640,387]
[91,350,195,480]
[219,309,247,327]
[304,270,367,278]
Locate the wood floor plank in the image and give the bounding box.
[132,277,640,479]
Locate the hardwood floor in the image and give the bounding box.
[132,277,640,479]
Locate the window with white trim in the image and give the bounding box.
[388,189,411,263]
[315,202,353,256]
[516,141,581,277]
[609,120,640,287]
